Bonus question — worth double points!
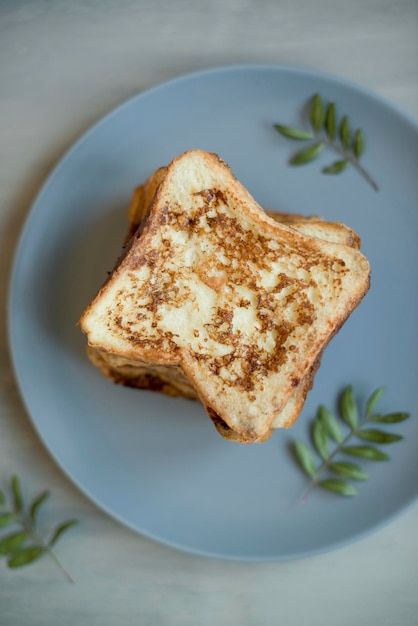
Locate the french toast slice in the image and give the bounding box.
[88,173,361,442]
[80,150,370,442]
[127,167,360,441]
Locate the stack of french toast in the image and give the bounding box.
[80,150,370,443]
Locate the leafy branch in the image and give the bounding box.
[0,476,78,582]
[274,93,379,191]
[293,386,410,502]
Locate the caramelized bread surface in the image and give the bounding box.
[127,166,360,250]
[81,150,370,441]
[90,178,361,441]
[116,166,361,441]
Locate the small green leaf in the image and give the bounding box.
[8,546,45,569]
[0,513,15,528]
[340,386,359,428]
[369,412,410,424]
[318,405,343,443]
[0,531,28,555]
[49,520,78,547]
[294,440,317,478]
[366,387,386,418]
[353,129,365,157]
[0,490,5,506]
[290,142,325,165]
[11,475,23,514]
[309,93,325,133]
[292,383,408,502]
[322,159,349,174]
[342,445,389,461]
[340,115,351,149]
[319,479,357,496]
[329,462,369,481]
[273,124,314,140]
[357,429,403,444]
[29,490,50,526]
[325,102,336,140]
[271,92,378,192]
[312,418,329,460]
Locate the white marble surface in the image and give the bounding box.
[1,1,418,624]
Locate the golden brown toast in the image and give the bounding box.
[80,150,370,443]
[126,166,360,250]
[89,168,361,443]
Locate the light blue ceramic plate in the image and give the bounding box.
[8,65,418,561]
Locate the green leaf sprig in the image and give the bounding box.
[293,386,410,502]
[274,94,379,191]
[0,476,78,582]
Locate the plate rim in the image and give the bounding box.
[7,63,418,562]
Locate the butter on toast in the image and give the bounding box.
[80,150,370,442]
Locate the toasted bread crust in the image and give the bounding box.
[81,150,370,442]
[109,167,361,442]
